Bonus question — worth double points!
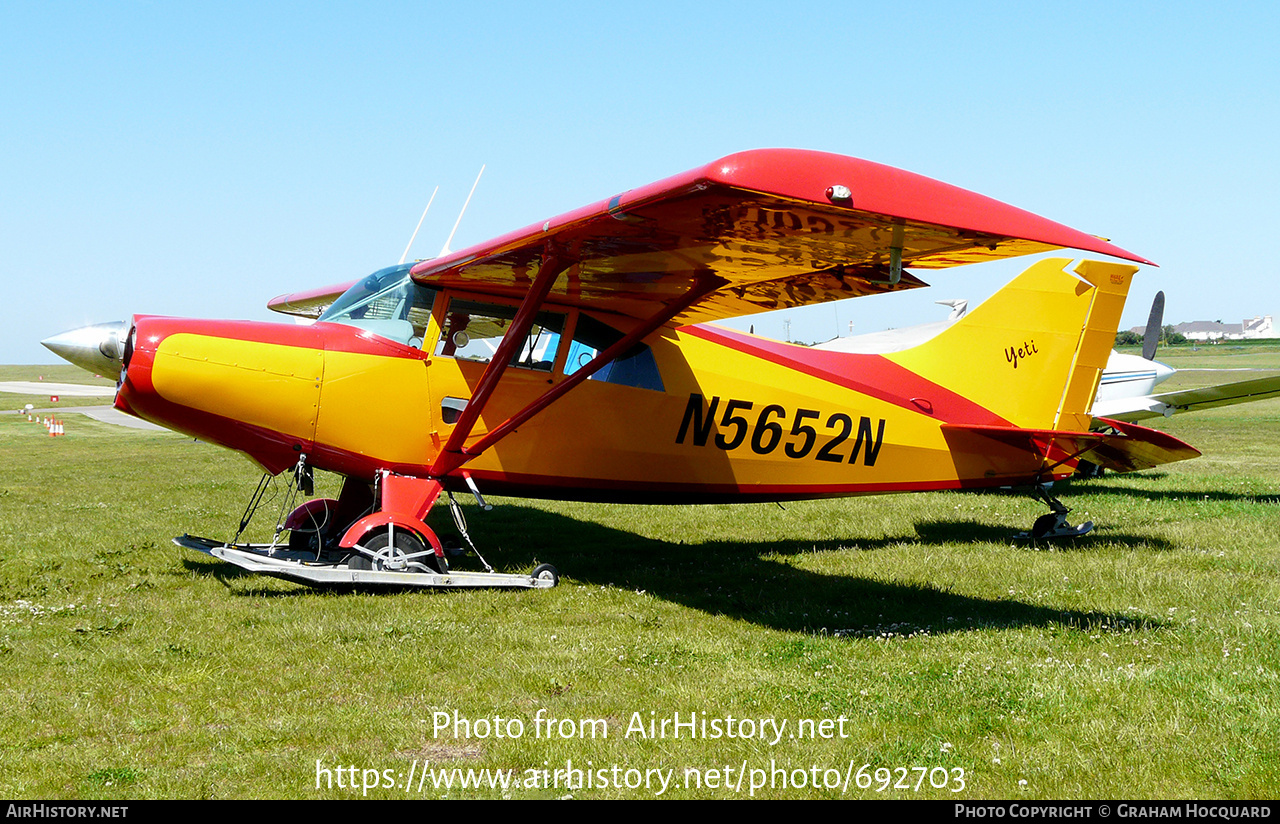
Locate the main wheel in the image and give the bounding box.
[288,527,323,554]
[349,528,443,573]
[287,505,333,555]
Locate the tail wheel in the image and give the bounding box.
[531,563,559,586]
[1031,512,1062,540]
[350,527,444,573]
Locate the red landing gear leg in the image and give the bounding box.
[339,471,447,572]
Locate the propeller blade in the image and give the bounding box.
[1143,291,1165,361]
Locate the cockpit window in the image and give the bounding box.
[567,313,665,392]
[319,264,438,347]
[435,298,565,372]
[426,295,664,390]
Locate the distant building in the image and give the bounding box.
[1178,320,1243,341]
[1243,316,1274,337]
[1131,315,1276,342]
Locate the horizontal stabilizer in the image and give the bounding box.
[941,423,1103,469]
[1086,418,1202,472]
[943,419,1200,474]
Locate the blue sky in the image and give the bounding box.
[4,1,1278,363]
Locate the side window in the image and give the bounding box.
[434,297,565,372]
[568,314,664,392]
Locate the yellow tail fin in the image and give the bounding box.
[885,258,1137,431]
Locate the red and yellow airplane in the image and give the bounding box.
[43,149,1200,588]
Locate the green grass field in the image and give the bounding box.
[2,355,1278,799]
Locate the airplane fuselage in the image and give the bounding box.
[115,317,1044,504]
[114,258,1134,505]
[1094,350,1175,403]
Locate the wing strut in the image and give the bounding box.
[429,247,573,477]
[429,272,724,478]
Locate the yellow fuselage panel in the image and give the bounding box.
[150,333,322,443]
[314,350,434,465]
[142,326,1058,494]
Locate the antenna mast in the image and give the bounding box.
[399,186,439,264]
[438,165,486,258]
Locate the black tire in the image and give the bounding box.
[1074,460,1105,479]
[350,527,442,573]
[287,504,334,555]
[288,528,323,554]
[531,563,559,587]
[1031,513,1061,540]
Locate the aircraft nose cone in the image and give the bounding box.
[42,321,129,379]
[1152,360,1176,385]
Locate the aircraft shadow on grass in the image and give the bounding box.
[182,502,1169,637]
[962,476,1280,514]
[1072,477,1280,507]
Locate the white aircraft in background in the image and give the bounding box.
[816,291,1280,422]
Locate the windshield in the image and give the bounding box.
[319,264,437,346]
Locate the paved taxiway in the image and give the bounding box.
[2,381,165,431]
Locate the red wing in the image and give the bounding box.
[409,149,1150,326]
